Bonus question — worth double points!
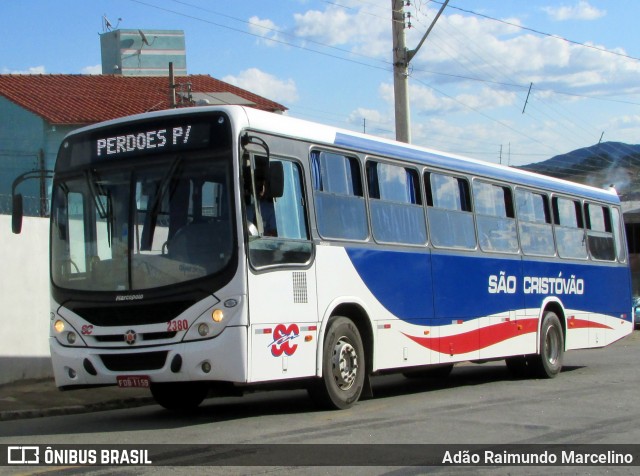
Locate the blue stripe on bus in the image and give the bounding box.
[334,133,618,204]
[346,247,631,324]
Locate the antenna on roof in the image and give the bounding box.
[102,15,122,32]
[138,29,150,46]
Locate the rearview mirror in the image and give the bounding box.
[11,193,23,234]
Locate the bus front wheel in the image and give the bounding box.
[150,382,208,411]
[308,316,366,410]
[532,311,564,378]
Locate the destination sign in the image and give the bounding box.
[96,125,198,157]
[61,113,229,170]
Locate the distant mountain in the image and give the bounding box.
[520,142,640,197]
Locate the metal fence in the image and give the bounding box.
[0,194,50,217]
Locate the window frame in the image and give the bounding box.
[425,170,476,250]
[552,195,588,260]
[365,158,427,246]
[515,187,556,258]
[583,201,616,262]
[311,148,369,242]
[472,178,519,254]
[246,153,314,271]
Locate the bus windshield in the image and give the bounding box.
[51,146,235,292]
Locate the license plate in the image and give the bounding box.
[117,375,150,388]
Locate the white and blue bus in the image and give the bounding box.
[18,105,632,410]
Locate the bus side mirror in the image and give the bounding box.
[12,193,23,234]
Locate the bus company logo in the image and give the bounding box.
[7,446,39,464]
[124,330,137,345]
[269,324,300,357]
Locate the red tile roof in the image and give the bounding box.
[0,74,286,125]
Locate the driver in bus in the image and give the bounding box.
[247,177,277,237]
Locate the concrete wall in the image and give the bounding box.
[0,215,51,384]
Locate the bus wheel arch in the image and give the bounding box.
[506,302,566,379]
[309,303,373,409]
[540,301,566,351]
[532,305,565,378]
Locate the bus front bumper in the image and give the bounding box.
[50,326,248,389]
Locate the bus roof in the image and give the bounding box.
[240,106,619,205]
[66,105,620,205]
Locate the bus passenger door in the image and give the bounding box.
[244,155,318,383]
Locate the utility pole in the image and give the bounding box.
[392,0,410,143]
[169,62,177,108]
[392,0,449,143]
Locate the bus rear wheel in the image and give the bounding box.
[150,382,208,411]
[532,311,564,378]
[308,316,366,410]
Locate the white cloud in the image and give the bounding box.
[223,68,299,104]
[543,1,606,21]
[2,65,46,74]
[292,4,389,58]
[255,2,633,163]
[347,107,393,135]
[294,7,354,45]
[248,16,285,46]
[81,64,102,75]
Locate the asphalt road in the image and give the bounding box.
[2,331,640,475]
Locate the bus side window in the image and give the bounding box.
[612,207,627,263]
[473,180,518,253]
[248,157,312,268]
[311,150,368,241]
[516,189,555,257]
[584,203,615,261]
[425,172,476,249]
[366,161,426,245]
[553,197,588,260]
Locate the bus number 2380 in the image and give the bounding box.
[167,319,189,332]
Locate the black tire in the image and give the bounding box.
[403,363,453,379]
[308,317,366,410]
[531,311,564,378]
[150,382,208,411]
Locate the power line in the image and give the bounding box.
[431,0,640,63]
[129,0,393,74]
[128,0,638,167]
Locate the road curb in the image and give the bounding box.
[0,397,154,422]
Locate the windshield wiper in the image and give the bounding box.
[85,169,112,247]
[140,156,183,250]
[85,169,108,219]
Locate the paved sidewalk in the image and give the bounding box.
[0,378,153,421]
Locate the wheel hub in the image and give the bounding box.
[545,326,560,365]
[332,337,358,390]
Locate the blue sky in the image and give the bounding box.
[2,0,639,166]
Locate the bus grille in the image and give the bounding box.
[68,301,193,326]
[94,332,177,343]
[99,351,168,371]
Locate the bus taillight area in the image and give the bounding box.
[50,313,249,390]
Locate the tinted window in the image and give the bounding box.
[473,181,518,253]
[553,197,587,260]
[426,172,475,249]
[246,157,312,268]
[516,189,555,257]
[367,161,426,245]
[612,208,627,262]
[312,150,368,241]
[584,203,615,261]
